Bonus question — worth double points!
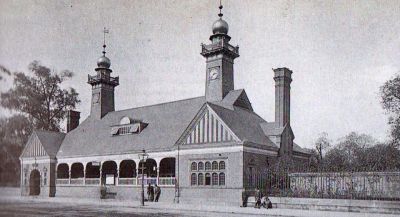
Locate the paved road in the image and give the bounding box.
[0,200,258,217]
[0,200,192,217]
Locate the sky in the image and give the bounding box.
[1,0,399,148]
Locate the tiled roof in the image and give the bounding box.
[208,103,277,149]
[57,96,205,157]
[34,130,65,157]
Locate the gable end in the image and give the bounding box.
[20,132,48,158]
[177,104,240,145]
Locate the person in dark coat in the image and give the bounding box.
[154,184,161,202]
[254,188,262,208]
[241,190,248,207]
[147,183,154,201]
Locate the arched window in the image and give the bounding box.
[212,173,218,185]
[198,173,204,185]
[191,162,197,171]
[198,162,204,171]
[212,161,218,170]
[57,163,69,179]
[219,173,225,185]
[71,163,84,178]
[191,173,197,185]
[205,173,211,185]
[219,161,225,170]
[205,161,211,170]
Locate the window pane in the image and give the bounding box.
[219,161,225,170]
[191,173,197,185]
[198,173,204,185]
[198,162,204,171]
[212,161,218,170]
[205,173,211,185]
[191,162,197,171]
[205,162,211,170]
[219,173,225,185]
[212,173,218,185]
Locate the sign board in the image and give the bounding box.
[105,174,115,185]
[91,161,100,166]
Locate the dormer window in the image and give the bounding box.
[111,116,148,136]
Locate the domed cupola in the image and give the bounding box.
[97,52,111,69]
[96,44,112,71]
[212,18,229,35]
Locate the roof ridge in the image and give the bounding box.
[111,95,205,113]
[33,129,65,135]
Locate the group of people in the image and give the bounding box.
[242,188,273,209]
[147,183,161,202]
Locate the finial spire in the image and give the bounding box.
[218,0,223,18]
[102,27,109,56]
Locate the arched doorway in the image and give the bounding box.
[29,170,40,196]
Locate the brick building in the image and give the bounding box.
[19,4,310,205]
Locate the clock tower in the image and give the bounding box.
[201,3,239,102]
[88,33,119,119]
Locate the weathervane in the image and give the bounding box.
[102,27,109,56]
[218,0,223,18]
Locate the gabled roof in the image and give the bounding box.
[21,130,65,158]
[208,103,277,149]
[57,96,206,157]
[293,142,312,155]
[260,122,284,136]
[220,89,253,111]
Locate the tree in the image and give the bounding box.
[1,61,80,131]
[0,115,32,186]
[381,73,400,145]
[0,65,11,80]
[314,132,330,166]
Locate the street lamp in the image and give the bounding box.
[138,149,148,206]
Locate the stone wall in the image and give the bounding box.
[56,185,176,202]
[289,171,400,199]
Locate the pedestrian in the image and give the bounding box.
[154,184,161,202]
[254,188,262,208]
[147,183,154,202]
[241,189,248,207]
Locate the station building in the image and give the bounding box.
[19,4,310,205]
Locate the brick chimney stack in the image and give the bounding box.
[273,68,292,128]
[67,110,80,132]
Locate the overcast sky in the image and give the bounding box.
[1,0,399,148]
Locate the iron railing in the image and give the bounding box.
[245,170,400,201]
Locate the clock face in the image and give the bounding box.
[93,93,100,104]
[209,68,219,80]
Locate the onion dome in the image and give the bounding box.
[97,55,111,69]
[212,18,229,34]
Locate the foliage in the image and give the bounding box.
[1,61,80,131]
[321,132,399,172]
[0,65,11,81]
[381,73,400,145]
[314,132,330,165]
[0,115,32,186]
[0,61,79,186]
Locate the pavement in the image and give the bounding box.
[0,194,399,217]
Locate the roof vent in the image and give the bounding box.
[111,117,148,136]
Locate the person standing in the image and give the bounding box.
[254,188,262,208]
[150,184,155,201]
[147,183,153,201]
[154,184,161,202]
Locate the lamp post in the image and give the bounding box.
[138,149,148,206]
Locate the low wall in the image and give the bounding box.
[179,187,243,206]
[289,171,400,199]
[55,185,176,202]
[271,197,400,214]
